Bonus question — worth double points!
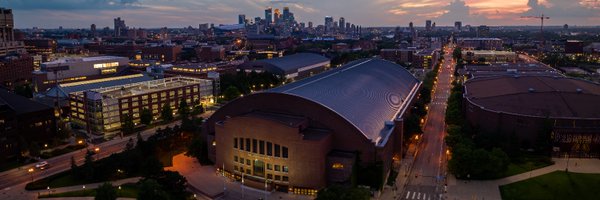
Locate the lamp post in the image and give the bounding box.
[28,168,34,183]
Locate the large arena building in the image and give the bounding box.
[205,59,421,194]
[463,76,600,157]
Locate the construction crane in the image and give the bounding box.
[521,14,550,56]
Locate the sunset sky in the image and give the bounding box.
[3,0,600,28]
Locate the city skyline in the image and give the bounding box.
[3,0,600,29]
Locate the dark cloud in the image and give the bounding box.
[3,0,141,10]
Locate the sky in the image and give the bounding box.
[2,0,600,29]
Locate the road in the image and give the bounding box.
[400,45,455,200]
[0,121,182,191]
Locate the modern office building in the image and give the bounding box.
[69,76,214,135]
[205,58,421,194]
[0,54,34,89]
[33,56,129,91]
[454,21,462,31]
[457,63,560,79]
[425,20,432,31]
[265,7,273,24]
[461,50,517,63]
[463,76,600,157]
[238,14,246,25]
[239,53,330,81]
[114,17,127,37]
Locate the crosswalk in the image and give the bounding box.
[402,191,442,200]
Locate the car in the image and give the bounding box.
[35,161,50,169]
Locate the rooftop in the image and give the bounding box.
[76,76,211,100]
[45,74,154,98]
[250,53,330,74]
[464,76,600,119]
[43,56,127,65]
[0,89,52,115]
[268,58,420,145]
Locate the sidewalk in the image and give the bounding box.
[446,158,600,200]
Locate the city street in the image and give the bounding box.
[0,120,182,193]
[399,45,455,200]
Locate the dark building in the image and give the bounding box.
[141,45,182,63]
[0,54,34,89]
[196,45,225,62]
[463,76,600,157]
[380,49,415,64]
[239,53,330,81]
[565,40,584,54]
[0,89,56,161]
[205,59,421,194]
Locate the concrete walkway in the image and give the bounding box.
[446,158,600,200]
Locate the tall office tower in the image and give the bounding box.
[283,7,290,22]
[238,14,246,24]
[324,16,334,34]
[425,20,432,31]
[339,17,345,29]
[274,9,281,24]
[308,21,313,29]
[454,21,462,31]
[346,22,350,32]
[113,17,127,37]
[0,8,15,43]
[265,7,273,24]
[477,25,490,37]
[90,24,97,37]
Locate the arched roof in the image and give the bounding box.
[265,58,420,143]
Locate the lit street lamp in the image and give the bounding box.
[28,168,34,183]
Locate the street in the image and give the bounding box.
[0,120,182,191]
[399,45,455,200]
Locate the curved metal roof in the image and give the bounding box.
[256,53,330,74]
[268,58,420,143]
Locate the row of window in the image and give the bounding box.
[233,156,289,173]
[233,165,289,182]
[234,138,288,158]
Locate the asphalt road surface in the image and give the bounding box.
[401,45,455,200]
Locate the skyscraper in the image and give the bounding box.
[324,16,334,34]
[274,8,281,24]
[308,21,313,29]
[264,7,273,24]
[454,21,462,31]
[425,20,432,31]
[113,17,126,37]
[238,14,246,25]
[283,7,290,22]
[339,17,345,29]
[90,24,97,37]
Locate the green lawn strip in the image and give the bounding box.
[38,183,138,198]
[499,171,600,200]
[0,159,31,172]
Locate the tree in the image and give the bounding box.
[14,83,33,98]
[191,103,204,115]
[28,142,41,157]
[186,136,209,164]
[178,99,189,119]
[56,119,72,140]
[155,171,189,199]
[316,185,370,200]
[453,47,462,60]
[95,182,117,200]
[120,114,135,134]
[70,156,79,176]
[223,86,241,101]
[140,108,153,126]
[138,179,170,200]
[160,103,174,122]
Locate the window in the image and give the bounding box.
[252,139,257,153]
[274,144,280,157]
[245,138,250,151]
[275,175,281,180]
[246,159,250,165]
[282,176,289,182]
[274,165,280,171]
[259,141,265,154]
[240,137,244,150]
[239,158,244,164]
[239,167,244,172]
[234,156,238,162]
[267,142,272,156]
[234,166,238,171]
[267,163,272,170]
[283,166,288,173]
[332,163,344,169]
[246,169,251,174]
[234,138,238,149]
[267,174,273,179]
[282,147,288,158]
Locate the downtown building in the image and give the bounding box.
[205,59,421,194]
[456,38,503,50]
[69,76,214,135]
[0,7,31,89]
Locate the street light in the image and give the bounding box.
[28,168,34,183]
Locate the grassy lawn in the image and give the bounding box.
[500,171,600,200]
[494,155,554,179]
[26,171,89,190]
[39,183,138,198]
[0,159,32,172]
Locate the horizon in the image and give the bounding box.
[3,0,600,29]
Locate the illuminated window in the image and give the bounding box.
[267,163,272,170]
[283,166,288,173]
[332,163,344,169]
[275,165,280,171]
[93,62,119,69]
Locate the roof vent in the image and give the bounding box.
[528,88,535,93]
[576,88,583,93]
